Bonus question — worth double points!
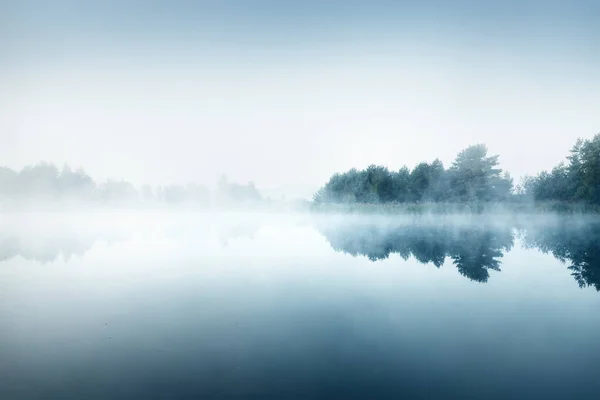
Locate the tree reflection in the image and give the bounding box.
[317,221,514,283]
[3,217,600,292]
[0,235,97,264]
[449,228,513,282]
[0,220,262,263]
[520,221,600,291]
[318,218,600,289]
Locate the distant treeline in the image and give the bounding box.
[0,164,262,208]
[522,134,600,205]
[314,133,600,207]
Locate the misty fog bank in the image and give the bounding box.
[3,133,599,214]
[0,163,310,212]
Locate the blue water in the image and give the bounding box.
[1,212,599,399]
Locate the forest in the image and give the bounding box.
[314,133,600,208]
[0,164,261,209]
[1,133,598,211]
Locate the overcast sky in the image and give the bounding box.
[1,0,599,191]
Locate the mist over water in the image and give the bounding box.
[1,212,599,399]
[3,1,599,398]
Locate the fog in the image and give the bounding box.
[2,211,599,289]
[2,1,599,192]
[2,2,600,399]
[0,162,312,212]
[3,210,600,398]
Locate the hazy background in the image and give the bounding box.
[2,0,599,198]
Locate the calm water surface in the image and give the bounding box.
[1,212,599,399]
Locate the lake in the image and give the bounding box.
[1,212,599,399]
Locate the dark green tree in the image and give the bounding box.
[391,167,411,203]
[409,162,432,202]
[448,144,512,202]
[569,134,600,204]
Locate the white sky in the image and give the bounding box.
[1,2,599,192]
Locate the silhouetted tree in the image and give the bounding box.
[448,144,513,202]
[391,167,411,203]
[409,162,432,202]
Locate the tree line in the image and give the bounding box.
[0,163,262,208]
[2,133,598,209]
[314,144,513,204]
[314,133,600,206]
[522,133,600,205]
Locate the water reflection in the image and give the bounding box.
[520,221,600,291]
[317,222,514,283]
[317,219,600,290]
[0,235,101,264]
[2,215,600,291]
[214,221,261,246]
[0,218,262,264]
[3,216,599,400]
